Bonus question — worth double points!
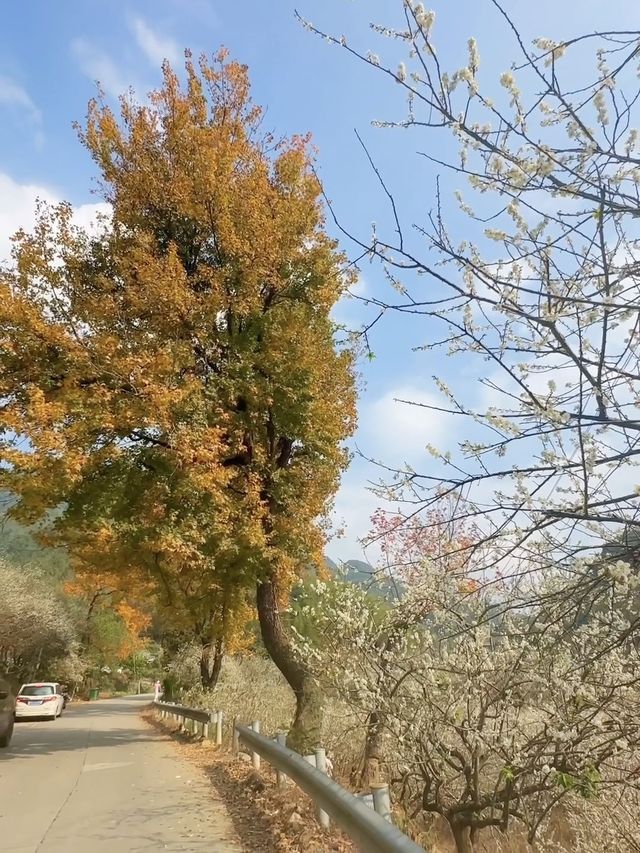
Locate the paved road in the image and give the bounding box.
[0,695,241,852]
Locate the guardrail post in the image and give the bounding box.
[251,721,261,770]
[371,783,392,823]
[275,732,288,787]
[315,748,331,829]
[232,723,423,852]
[203,717,209,739]
[232,716,239,754]
[358,792,375,810]
[216,710,223,745]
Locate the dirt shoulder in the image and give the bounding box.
[143,711,356,853]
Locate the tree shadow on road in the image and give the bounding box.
[63,696,154,716]
[0,725,168,761]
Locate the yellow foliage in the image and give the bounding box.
[0,50,356,655]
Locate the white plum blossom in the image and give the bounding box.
[415,6,435,32]
[608,559,632,585]
[293,558,640,850]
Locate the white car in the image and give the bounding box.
[15,683,65,721]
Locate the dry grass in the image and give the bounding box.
[181,655,295,738]
[180,655,365,780]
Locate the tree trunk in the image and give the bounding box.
[31,646,43,682]
[256,574,324,753]
[200,636,224,689]
[361,709,385,787]
[450,821,474,853]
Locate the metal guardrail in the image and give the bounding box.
[236,726,424,853]
[153,700,424,852]
[237,725,424,852]
[154,700,212,725]
[153,700,224,743]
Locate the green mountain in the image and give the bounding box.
[324,556,401,600]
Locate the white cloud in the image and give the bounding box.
[350,273,368,297]
[130,17,181,67]
[71,38,136,98]
[328,476,380,563]
[0,76,41,123]
[0,173,55,264]
[72,200,112,234]
[0,76,43,147]
[366,385,451,461]
[0,172,110,266]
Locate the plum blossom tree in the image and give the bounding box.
[298,6,640,842]
[0,559,77,683]
[294,560,640,852]
[301,2,640,655]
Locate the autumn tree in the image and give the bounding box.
[67,523,253,688]
[0,50,356,748]
[146,555,256,689]
[64,566,152,662]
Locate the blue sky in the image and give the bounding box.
[1,0,637,562]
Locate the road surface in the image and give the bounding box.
[0,695,241,852]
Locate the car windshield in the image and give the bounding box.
[20,685,54,696]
